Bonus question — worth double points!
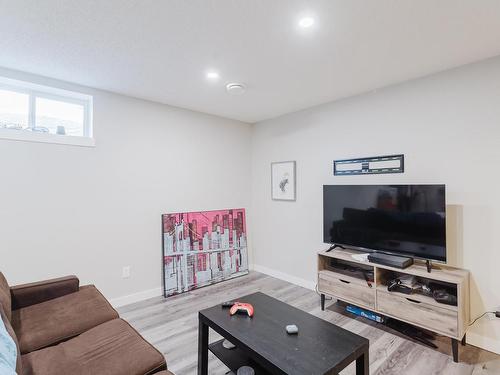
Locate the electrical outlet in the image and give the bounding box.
[122,266,131,279]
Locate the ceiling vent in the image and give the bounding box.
[226,82,246,95]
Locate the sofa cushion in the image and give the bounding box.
[12,285,118,354]
[21,319,167,375]
[0,304,22,374]
[0,272,11,322]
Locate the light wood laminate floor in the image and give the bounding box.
[118,272,500,375]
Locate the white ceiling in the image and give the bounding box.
[1,1,500,123]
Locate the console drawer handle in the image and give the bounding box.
[339,279,350,284]
[406,298,421,304]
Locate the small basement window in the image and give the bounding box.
[0,76,93,146]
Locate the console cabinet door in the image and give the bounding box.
[318,273,375,309]
[377,291,458,337]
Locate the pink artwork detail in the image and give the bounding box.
[162,208,248,297]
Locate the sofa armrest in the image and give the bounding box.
[10,275,80,310]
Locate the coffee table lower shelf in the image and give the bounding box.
[208,339,270,375]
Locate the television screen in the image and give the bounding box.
[323,184,446,262]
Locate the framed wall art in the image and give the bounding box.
[271,161,296,201]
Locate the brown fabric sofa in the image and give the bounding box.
[0,272,171,375]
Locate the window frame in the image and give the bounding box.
[0,76,94,147]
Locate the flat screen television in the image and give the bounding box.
[323,184,446,262]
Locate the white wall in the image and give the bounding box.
[0,68,252,305]
[251,56,500,354]
[2,55,500,353]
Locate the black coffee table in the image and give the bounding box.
[198,292,369,375]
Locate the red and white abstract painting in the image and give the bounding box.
[162,208,248,297]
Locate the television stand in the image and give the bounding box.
[326,244,346,252]
[318,248,470,363]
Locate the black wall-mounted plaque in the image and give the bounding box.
[334,154,404,176]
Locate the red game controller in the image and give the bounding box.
[229,302,254,317]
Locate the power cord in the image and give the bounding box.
[469,312,495,326]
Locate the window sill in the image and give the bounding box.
[0,129,95,147]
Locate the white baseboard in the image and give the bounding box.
[252,264,316,291]
[108,264,316,308]
[109,287,163,308]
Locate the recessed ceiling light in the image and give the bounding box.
[298,16,315,28]
[206,71,220,81]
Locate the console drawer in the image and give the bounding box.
[318,272,375,309]
[377,291,458,337]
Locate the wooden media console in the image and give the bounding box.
[317,248,470,362]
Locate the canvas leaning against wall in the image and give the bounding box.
[162,208,249,297]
